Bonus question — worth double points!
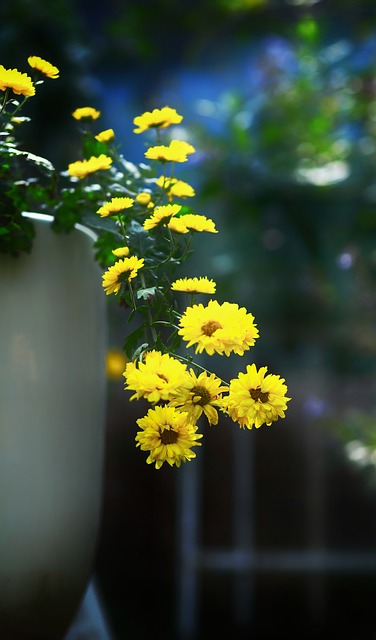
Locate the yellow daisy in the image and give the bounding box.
[135,405,202,469]
[95,128,115,142]
[156,176,195,200]
[171,277,216,294]
[68,154,112,178]
[224,364,291,429]
[167,217,190,234]
[0,65,35,97]
[96,196,134,217]
[123,350,190,403]
[145,139,195,163]
[143,203,181,230]
[168,370,227,425]
[133,106,183,133]
[175,213,218,233]
[27,56,59,79]
[178,300,259,356]
[72,106,101,121]
[102,256,144,295]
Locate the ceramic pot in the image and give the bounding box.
[0,214,107,640]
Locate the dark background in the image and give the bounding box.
[3,1,376,638]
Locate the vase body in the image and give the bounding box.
[0,216,107,640]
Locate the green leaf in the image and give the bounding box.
[123,325,147,359]
[81,211,121,236]
[83,136,110,159]
[136,287,157,301]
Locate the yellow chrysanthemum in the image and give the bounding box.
[167,217,190,234]
[0,65,35,97]
[174,213,218,233]
[171,277,216,294]
[156,176,195,200]
[72,106,101,121]
[95,128,115,142]
[145,139,195,163]
[123,350,191,403]
[68,154,113,178]
[224,364,291,429]
[27,56,59,79]
[133,106,183,133]
[112,247,130,258]
[136,192,152,206]
[168,370,227,426]
[135,405,202,469]
[102,256,144,295]
[96,196,134,217]
[178,300,259,356]
[143,203,182,230]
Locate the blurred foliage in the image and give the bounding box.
[184,15,376,380]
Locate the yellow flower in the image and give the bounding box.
[112,247,130,258]
[135,405,202,469]
[10,117,26,125]
[102,256,144,295]
[156,176,195,200]
[96,196,134,217]
[168,370,227,426]
[171,277,216,294]
[0,65,35,97]
[95,128,115,142]
[224,364,291,429]
[123,350,190,403]
[167,217,190,234]
[178,300,259,356]
[67,154,113,178]
[27,56,59,79]
[145,139,195,163]
[133,106,183,133]
[72,106,101,120]
[106,349,128,381]
[173,213,218,233]
[136,191,152,205]
[167,179,196,199]
[143,203,181,230]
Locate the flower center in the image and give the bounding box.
[191,385,212,406]
[250,388,269,403]
[118,269,131,283]
[157,373,168,383]
[201,320,222,337]
[160,427,178,445]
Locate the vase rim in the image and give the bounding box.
[22,211,98,242]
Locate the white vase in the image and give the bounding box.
[0,214,107,639]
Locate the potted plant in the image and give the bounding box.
[0,56,291,639]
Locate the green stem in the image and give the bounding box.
[173,352,229,385]
[140,273,158,343]
[127,280,137,311]
[179,233,193,262]
[151,320,180,331]
[11,95,30,118]
[117,214,127,239]
[0,89,9,114]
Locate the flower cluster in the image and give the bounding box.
[0,57,291,469]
